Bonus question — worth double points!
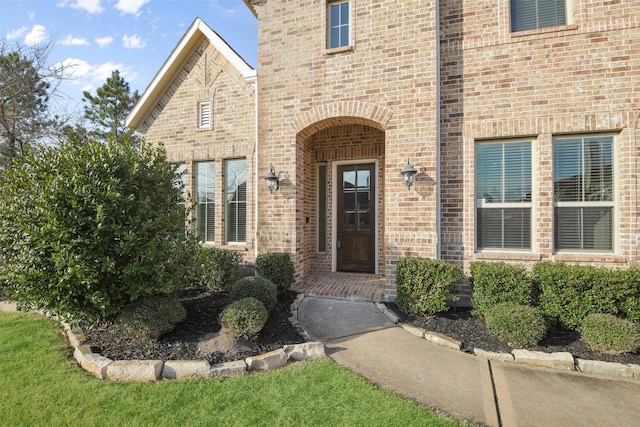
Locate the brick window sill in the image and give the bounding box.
[510,24,578,39]
[325,45,355,56]
[474,251,541,262]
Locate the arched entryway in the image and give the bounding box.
[295,120,388,298]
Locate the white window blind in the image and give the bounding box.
[476,141,532,250]
[553,136,613,251]
[225,159,246,243]
[196,161,215,242]
[510,0,566,32]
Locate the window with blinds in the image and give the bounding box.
[196,161,215,242]
[553,136,614,251]
[510,0,566,32]
[198,101,212,129]
[476,141,532,250]
[225,159,246,243]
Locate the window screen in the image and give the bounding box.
[511,0,566,32]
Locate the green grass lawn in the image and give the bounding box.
[0,311,466,427]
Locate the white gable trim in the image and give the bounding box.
[126,17,256,129]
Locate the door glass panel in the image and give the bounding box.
[343,171,356,189]
[357,190,370,210]
[344,212,356,230]
[343,191,355,210]
[357,170,370,188]
[358,212,369,230]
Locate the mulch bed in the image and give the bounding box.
[81,289,306,365]
[388,303,640,366]
[81,290,639,367]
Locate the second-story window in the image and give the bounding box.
[328,1,350,49]
[510,0,566,32]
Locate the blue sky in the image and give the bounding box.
[0,0,257,117]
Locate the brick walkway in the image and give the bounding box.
[294,272,386,302]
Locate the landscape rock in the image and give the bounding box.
[401,323,425,338]
[424,331,463,351]
[0,301,18,312]
[474,348,515,363]
[512,350,574,370]
[283,342,325,360]
[106,360,163,382]
[575,358,636,379]
[210,360,247,377]
[376,303,399,323]
[74,345,112,379]
[246,349,288,371]
[162,360,211,379]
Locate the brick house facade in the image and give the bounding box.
[128,1,639,302]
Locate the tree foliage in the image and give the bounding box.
[0,135,196,322]
[82,70,139,144]
[0,41,66,173]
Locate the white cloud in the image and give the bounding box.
[95,36,114,48]
[57,0,104,14]
[57,57,92,80]
[25,25,48,46]
[57,58,137,87]
[60,34,90,46]
[115,0,150,16]
[6,26,27,40]
[122,34,146,49]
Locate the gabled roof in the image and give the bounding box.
[126,17,256,130]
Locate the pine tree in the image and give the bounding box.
[0,42,63,173]
[82,70,140,144]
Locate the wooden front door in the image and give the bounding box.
[337,163,376,273]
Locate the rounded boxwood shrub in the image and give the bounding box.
[220,297,268,338]
[194,246,241,292]
[484,303,547,348]
[396,257,461,316]
[580,313,640,354]
[256,252,295,293]
[230,276,278,312]
[470,261,534,317]
[116,296,187,340]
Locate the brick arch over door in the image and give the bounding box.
[292,101,394,140]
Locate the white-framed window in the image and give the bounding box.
[225,158,246,243]
[510,0,566,32]
[553,135,614,252]
[198,100,212,129]
[476,140,532,250]
[195,161,215,242]
[327,0,351,49]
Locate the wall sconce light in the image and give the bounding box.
[264,165,280,193]
[401,159,418,189]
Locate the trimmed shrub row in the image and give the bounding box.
[471,261,640,330]
[470,261,640,352]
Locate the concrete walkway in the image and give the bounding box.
[297,296,640,427]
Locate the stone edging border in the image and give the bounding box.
[0,298,324,382]
[375,302,640,381]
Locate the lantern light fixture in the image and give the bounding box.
[401,159,418,189]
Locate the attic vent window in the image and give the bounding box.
[198,100,212,129]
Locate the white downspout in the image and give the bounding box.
[253,75,259,262]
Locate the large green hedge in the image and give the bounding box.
[0,136,197,322]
